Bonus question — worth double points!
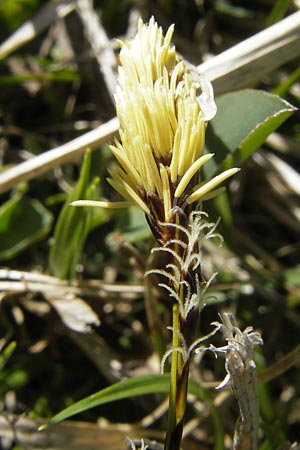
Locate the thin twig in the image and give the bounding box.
[196,10,300,95]
[0,117,119,194]
[0,267,143,300]
[0,0,75,59]
[76,0,116,98]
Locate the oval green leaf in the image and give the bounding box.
[205,89,297,176]
[0,194,53,261]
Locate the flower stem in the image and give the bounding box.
[164,302,185,450]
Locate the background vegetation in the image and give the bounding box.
[0,0,299,449]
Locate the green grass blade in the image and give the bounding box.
[48,149,106,279]
[43,373,170,428]
[0,342,17,370]
[42,373,208,428]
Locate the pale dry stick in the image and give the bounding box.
[257,344,300,385]
[0,117,119,195]
[0,414,164,450]
[0,0,75,59]
[182,390,230,439]
[0,266,143,300]
[196,10,300,95]
[76,0,116,98]
[0,0,117,98]
[137,399,169,429]
[264,151,300,195]
[266,132,300,156]
[1,12,300,194]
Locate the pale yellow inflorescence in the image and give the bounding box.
[108,17,239,220]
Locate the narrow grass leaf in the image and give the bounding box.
[43,373,207,428]
[0,342,17,370]
[48,150,107,279]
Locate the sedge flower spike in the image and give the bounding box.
[108,17,239,243]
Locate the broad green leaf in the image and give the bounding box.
[44,373,206,427]
[48,150,108,280]
[205,89,296,177]
[0,194,53,260]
